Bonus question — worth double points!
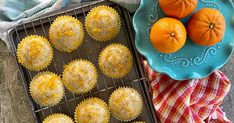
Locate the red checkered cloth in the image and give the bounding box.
[143,60,231,123]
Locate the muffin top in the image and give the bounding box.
[99,44,133,78]
[17,35,53,71]
[30,72,64,106]
[109,87,143,122]
[49,15,84,52]
[75,98,110,123]
[43,114,74,123]
[62,60,97,94]
[85,5,121,41]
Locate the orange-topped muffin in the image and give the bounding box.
[109,87,143,122]
[43,114,74,123]
[75,98,110,123]
[49,15,84,52]
[85,6,121,41]
[30,72,64,106]
[98,44,133,78]
[17,35,53,71]
[62,59,98,94]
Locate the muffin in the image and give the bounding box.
[17,35,53,71]
[99,44,133,78]
[49,15,84,52]
[74,98,110,123]
[30,72,64,106]
[62,60,97,94]
[43,113,74,123]
[85,5,121,41]
[109,87,143,122]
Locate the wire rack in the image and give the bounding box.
[7,0,158,123]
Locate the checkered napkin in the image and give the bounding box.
[143,60,231,123]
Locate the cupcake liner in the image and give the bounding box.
[131,121,146,123]
[74,97,110,123]
[85,5,121,42]
[109,87,143,122]
[29,71,64,107]
[17,35,53,71]
[98,43,133,78]
[62,59,98,94]
[43,113,74,123]
[49,15,84,52]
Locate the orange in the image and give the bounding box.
[187,8,226,46]
[150,17,187,54]
[159,0,198,19]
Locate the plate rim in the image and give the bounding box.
[133,0,234,80]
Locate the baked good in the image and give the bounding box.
[17,35,53,71]
[98,44,133,78]
[74,98,110,123]
[109,87,143,122]
[30,72,64,106]
[85,5,121,41]
[49,15,84,52]
[62,60,97,94]
[43,113,74,123]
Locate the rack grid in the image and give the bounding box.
[7,0,158,123]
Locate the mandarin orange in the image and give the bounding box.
[150,17,187,54]
[159,0,198,19]
[187,8,226,46]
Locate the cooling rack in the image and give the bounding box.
[7,0,158,122]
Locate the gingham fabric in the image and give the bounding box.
[143,60,231,123]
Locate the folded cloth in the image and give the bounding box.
[0,0,71,49]
[109,0,140,13]
[143,60,231,123]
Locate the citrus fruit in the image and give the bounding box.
[150,17,187,54]
[159,0,198,19]
[187,8,226,46]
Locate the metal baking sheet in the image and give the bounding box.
[7,0,158,123]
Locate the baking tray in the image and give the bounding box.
[7,0,158,123]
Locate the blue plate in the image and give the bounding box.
[133,0,234,80]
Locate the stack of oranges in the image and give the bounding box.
[150,0,226,54]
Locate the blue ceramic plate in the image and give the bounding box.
[133,0,234,80]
